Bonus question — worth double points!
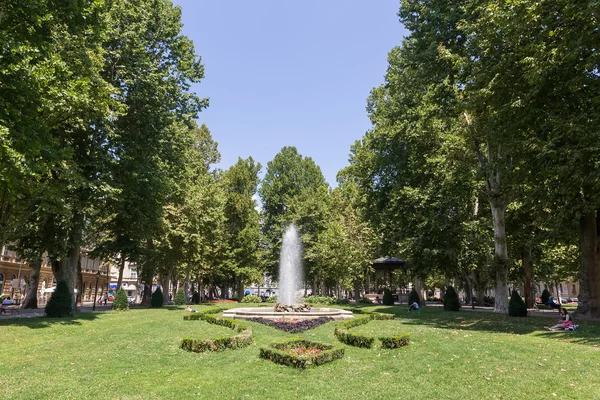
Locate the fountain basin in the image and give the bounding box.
[222,307,354,321]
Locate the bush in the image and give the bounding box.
[408,288,420,306]
[304,295,336,305]
[508,290,527,317]
[113,289,129,311]
[358,297,373,304]
[540,288,551,304]
[191,291,200,304]
[382,289,393,305]
[45,280,73,318]
[181,307,253,353]
[379,334,410,349]
[334,312,399,349]
[335,298,350,305]
[265,295,278,303]
[241,294,262,303]
[443,286,460,311]
[174,288,186,305]
[259,339,345,368]
[151,287,164,308]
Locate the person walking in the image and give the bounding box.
[103,292,108,306]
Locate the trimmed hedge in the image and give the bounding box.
[151,287,164,308]
[443,285,461,311]
[181,307,253,353]
[508,290,527,317]
[259,338,345,369]
[113,289,129,311]
[45,280,73,318]
[408,288,420,306]
[382,288,393,305]
[334,312,406,349]
[174,288,186,305]
[379,334,410,349]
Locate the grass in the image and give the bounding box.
[1,304,600,399]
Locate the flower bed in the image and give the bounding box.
[181,308,253,353]
[247,316,333,333]
[334,312,409,349]
[259,339,344,368]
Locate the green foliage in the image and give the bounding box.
[382,288,393,306]
[259,339,345,369]
[379,334,410,349]
[443,286,461,312]
[113,289,129,311]
[508,290,527,317]
[45,281,73,318]
[181,307,252,353]
[151,288,164,308]
[540,289,551,304]
[409,288,420,306]
[266,295,278,303]
[241,295,262,303]
[334,313,399,349]
[174,289,186,305]
[358,297,373,304]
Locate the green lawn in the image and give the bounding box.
[1,304,599,399]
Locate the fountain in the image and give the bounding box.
[222,225,353,321]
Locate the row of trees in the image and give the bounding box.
[345,0,599,317]
[0,0,262,311]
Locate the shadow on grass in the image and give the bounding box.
[359,305,600,347]
[0,311,100,330]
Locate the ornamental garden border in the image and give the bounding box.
[181,307,253,353]
[259,338,345,369]
[334,311,410,349]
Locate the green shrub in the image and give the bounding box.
[45,280,73,318]
[241,294,262,303]
[334,312,399,349]
[259,339,345,368]
[181,307,253,353]
[540,288,551,304]
[408,288,420,306]
[382,288,393,305]
[191,291,200,304]
[335,298,350,305]
[151,287,164,308]
[174,288,186,305]
[266,295,278,303]
[379,334,410,349]
[113,289,129,311]
[443,286,460,311]
[304,295,336,305]
[358,297,373,304]
[508,290,527,317]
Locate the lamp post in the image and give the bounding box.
[93,271,101,311]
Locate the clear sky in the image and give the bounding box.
[174,0,407,187]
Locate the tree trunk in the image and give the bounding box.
[141,239,155,306]
[184,269,191,304]
[490,203,509,313]
[161,273,170,304]
[576,210,600,318]
[522,246,535,308]
[354,279,362,301]
[76,257,83,306]
[414,278,425,307]
[237,277,244,300]
[311,279,317,296]
[463,273,472,306]
[22,260,42,309]
[320,281,327,297]
[116,255,126,291]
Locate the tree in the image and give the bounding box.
[222,157,263,299]
[259,147,329,287]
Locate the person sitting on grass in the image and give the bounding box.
[408,301,419,312]
[185,305,197,313]
[545,307,573,331]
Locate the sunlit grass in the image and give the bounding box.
[1,304,599,399]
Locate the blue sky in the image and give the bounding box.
[174,0,407,186]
